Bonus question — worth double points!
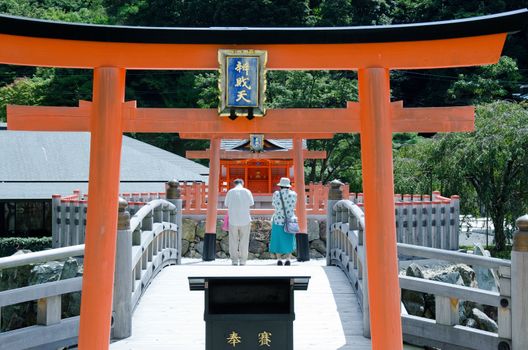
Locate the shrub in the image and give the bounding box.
[0,237,52,257]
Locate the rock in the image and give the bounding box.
[182,218,197,241]
[0,251,33,291]
[471,308,498,332]
[401,289,425,317]
[309,249,324,259]
[195,241,204,255]
[308,219,320,241]
[195,220,206,239]
[220,236,230,253]
[30,261,63,285]
[310,239,326,255]
[453,264,477,287]
[406,263,424,279]
[319,220,327,242]
[473,243,499,292]
[216,220,229,240]
[60,258,78,280]
[431,271,464,286]
[464,318,477,328]
[181,240,190,256]
[260,252,273,260]
[249,240,267,255]
[248,253,257,260]
[63,292,81,317]
[459,300,477,323]
[60,258,82,318]
[190,250,202,259]
[216,251,228,259]
[251,220,271,242]
[0,265,33,292]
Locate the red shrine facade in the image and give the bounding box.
[187,138,326,194]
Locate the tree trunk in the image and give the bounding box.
[490,211,506,251]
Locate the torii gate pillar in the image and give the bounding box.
[358,68,402,348]
[203,137,221,260]
[293,137,310,261]
[78,67,126,348]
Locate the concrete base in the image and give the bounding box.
[202,234,216,261]
[296,233,310,262]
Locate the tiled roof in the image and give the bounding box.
[0,129,209,199]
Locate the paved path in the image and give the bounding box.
[111,259,372,350]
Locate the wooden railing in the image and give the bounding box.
[0,245,84,350]
[327,195,527,350]
[0,192,182,349]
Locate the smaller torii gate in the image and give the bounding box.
[2,9,527,350]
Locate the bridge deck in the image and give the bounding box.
[110,259,372,350]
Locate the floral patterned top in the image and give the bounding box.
[272,188,297,226]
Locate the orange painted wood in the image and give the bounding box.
[358,68,403,349]
[292,138,308,233]
[78,67,126,350]
[0,33,506,69]
[8,102,474,134]
[186,149,327,159]
[7,102,91,131]
[205,138,221,234]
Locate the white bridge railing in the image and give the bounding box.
[0,183,182,350]
[327,191,527,350]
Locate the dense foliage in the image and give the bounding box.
[0,237,52,257]
[1,0,527,249]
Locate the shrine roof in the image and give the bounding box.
[0,131,208,199]
[0,9,526,44]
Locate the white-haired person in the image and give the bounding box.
[269,177,297,265]
[224,178,254,265]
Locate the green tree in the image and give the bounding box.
[447,56,522,105]
[0,68,54,121]
[431,102,528,250]
[266,71,360,185]
[107,0,310,26]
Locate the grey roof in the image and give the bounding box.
[220,139,307,150]
[0,130,209,199]
[0,182,169,200]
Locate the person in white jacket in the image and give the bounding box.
[224,179,254,265]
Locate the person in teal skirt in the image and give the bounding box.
[269,177,297,265]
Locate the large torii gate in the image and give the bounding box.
[2,10,527,350]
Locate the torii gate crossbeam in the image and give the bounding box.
[2,9,527,350]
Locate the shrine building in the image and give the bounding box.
[187,137,326,194]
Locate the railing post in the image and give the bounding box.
[512,214,528,349]
[327,180,344,266]
[166,180,183,264]
[162,202,170,223]
[71,200,80,245]
[37,295,61,326]
[52,194,61,248]
[450,195,460,250]
[435,296,459,326]
[80,199,87,244]
[142,206,153,232]
[153,203,162,223]
[113,198,132,339]
[498,263,512,347]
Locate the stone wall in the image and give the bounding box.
[181,217,327,260]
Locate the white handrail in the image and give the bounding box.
[0,244,85,270]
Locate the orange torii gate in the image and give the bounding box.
[2,9,527,350]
